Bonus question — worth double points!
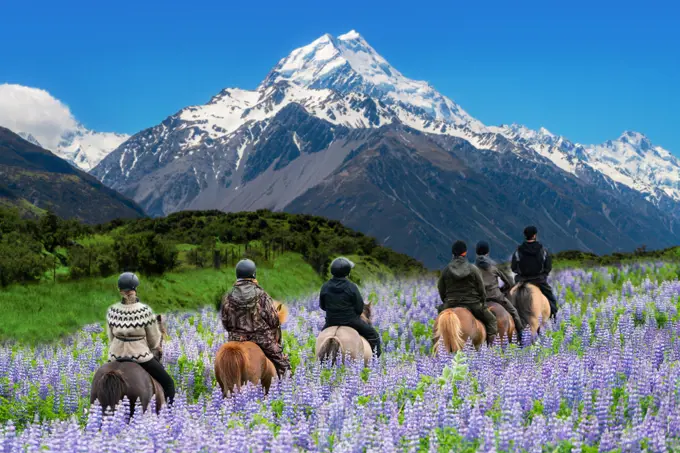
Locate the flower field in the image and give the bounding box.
[2,263,680,452]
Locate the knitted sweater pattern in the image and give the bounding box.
[106,299,161,363]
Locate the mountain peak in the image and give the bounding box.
[618,130,648,144]
[260,31,483,129]
[339,29,362,40]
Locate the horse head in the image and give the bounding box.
[273,300,289,325]
[361,301,372,323]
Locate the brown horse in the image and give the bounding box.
[432,307,486,353]
[487,301,516,343]
[214,301,288,396]
[509,282,551,338]
[315,303,374,366]
[90,314,168,415]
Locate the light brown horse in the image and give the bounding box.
[509,282,551,338]
[214,301,288,396]
[432,307,487,353]
[487,301,516,343]
[90,314,168,415]
[315,303,374,366]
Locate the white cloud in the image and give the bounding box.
[0,83,78,150]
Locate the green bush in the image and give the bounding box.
[113,232,178,275]
[0,232,50,286]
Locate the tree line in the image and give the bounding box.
[0,207,425,287]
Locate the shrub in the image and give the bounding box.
[113,233,178,275]
[0,232,50,286]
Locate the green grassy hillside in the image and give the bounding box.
[1,252,397,344]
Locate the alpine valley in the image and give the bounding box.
[88,31,680,267]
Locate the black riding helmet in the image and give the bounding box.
[118,272,140,291]
[236,259,257,279]
[330,257,354,278]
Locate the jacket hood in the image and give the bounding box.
[447,256,473,278]
[519,241,543,256]
[475,255,496,270]
[230,280,259,308]
[326,277,351,293]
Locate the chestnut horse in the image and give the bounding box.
[432,300,519,353]
[90,315,168,415]
[315,303,374,366]
[214,301,288,396]
[432,307,486,353]
[487,301,516,343]
[509,282,551,339]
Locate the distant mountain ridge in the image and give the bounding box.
[88,30,678,266]
[0,127,145,224]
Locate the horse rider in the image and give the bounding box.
[106,272,176,404]
[511,226,558,319]
[319,257,382,357]
[437,241,498,344]
[220,259,291,378]
[475,241,525,335]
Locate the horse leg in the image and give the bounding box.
[261,360,276,395]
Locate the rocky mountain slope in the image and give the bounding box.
[90,31,679,266]
[0,127,145,223]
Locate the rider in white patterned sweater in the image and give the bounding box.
[106,272,175,404]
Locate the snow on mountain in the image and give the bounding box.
[93,30,677,214]
[0,84,128,171]
[56,127,130,171]
[585,131,680,200]
[18,132,42,147]
[489,124,587,175]
[492,124,680,202]
[261,30,486,133]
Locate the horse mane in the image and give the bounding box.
[511,282,535,327]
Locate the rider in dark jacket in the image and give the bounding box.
[437,241,498,343]
[474,241,525,335]
[510,226,558,318]
[320,257,382,357]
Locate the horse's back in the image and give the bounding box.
[215,341,275,393]
[316,326,367,361]
[488,301,515,340]
[91,360,159,412]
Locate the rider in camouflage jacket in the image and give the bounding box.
[220,277,291,378]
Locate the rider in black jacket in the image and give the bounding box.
[319,257,382,357]
[511,226,558,318]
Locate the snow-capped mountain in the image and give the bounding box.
[52,126,130,171]
[0,84,129,171]
[492,125,680,205]
[586,131,680,201]
[92,30,679,266]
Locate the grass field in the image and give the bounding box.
[0,252,397,344]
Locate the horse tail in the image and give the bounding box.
[95,370,127,412]
[437,310,465,352]
[215,343,249,394]
[512,282,535,327]
[318,337,342,365]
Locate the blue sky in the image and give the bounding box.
[1,0,678,151]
